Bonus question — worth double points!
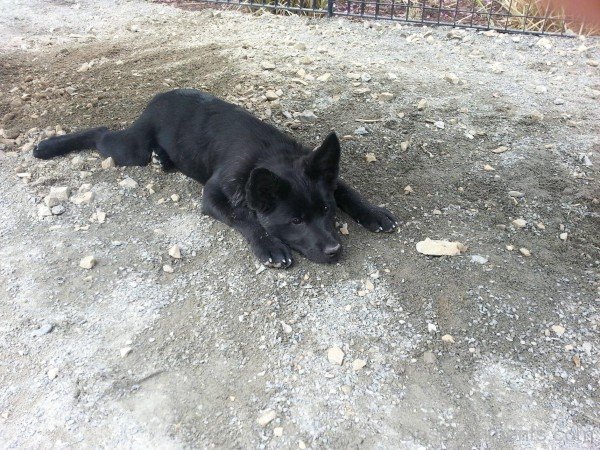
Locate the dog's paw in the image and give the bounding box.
[355,206,398,233]
[252,235,293,269]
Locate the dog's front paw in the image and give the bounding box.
[252,235,293,268]
[355,206,398,233]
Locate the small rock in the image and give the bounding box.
[512,219,527,228]
[404,185,413,195]
[163,264,174,273]
[79,255,96,269]
[120,347,132,358]
[261,61,276,70]
[281,321,292,334]
[492,146,508,154]
[51,205,66,215]
[364,152,376,162]
[361,73,372,82]
[171,194,180,202]
[470,255,488,264]
[536,222,546,230]
[352,359,367,371]
[441,334,455,343]
[491,62,504,74]
[580,154,592,167]
[483,164,495,171]
[339,223,349,235]
[505,245,515,251]
[508,191,524,198]
[327,347,345,365]
[71,191,94,205]
[551,324,565,336]
[317,73,331,82]
[101,157,115,169]
[169,244,182,259]
[119,177,138,189]
[256,410,277,427]
[295,110,317,122]
[31,323,54,337]
[423,351,436,364]
[519,248,531,257]
[265,90,279,101]
[554,98,565,105]
[3,129,20,139]
[586,59,599,67]
[378,92,394,101]
[559,232,568,241]
[427,323,437,333]
[354,127,369,136]
[47,368,59,380]
[38,205,53,217]
[535,37,553,49]
[444,72,459,84]
[45,186,70,206]
[417,99,427,110]
[273,427,283,437]
[96,210,106,223]
[416,238,467,256]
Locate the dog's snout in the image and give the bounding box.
[324,243,341,256]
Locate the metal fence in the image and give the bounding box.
[179,0,578,36]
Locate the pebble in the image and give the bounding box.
[273,427,283,437]
[427,323,437,333]
[364,152,376,162]
[47,368,59,380]
[441,334,455,343]
[317,73,331,82]
[417,99,427,110]
[586,59,599,67]
[101,157,115,169]
[339,223,349,235]
[483,164,495,171]
[444,72,459,84]
[38,204,53,217]
[492,146,508,153]
[404,185,413,195]
[352,359,367,371]
[96,210,106,223]
[327,347,345,365]
[71,191,94,205]
[169,244,182,259]
[551,324,565,336]
[261,61,276,70]
[51,205,66,215]
[31,323,54,337]
[536,222,546,230]
[120,347,132,357]
[508,191,524,198]
[256,410,277,427]
[519,248,531,257]
[423,351,436,364]
[554,98,565,105]
[79,255,96,269]
[378,92,394,101]
[506,245,515,251]
[265,90,279,101]
[354,127,369,136]
[559,232,568,241]
[119,177,138,189]
[280,321,292,334]
[434,121,445,129]
[295,110,317,122]
[470,255,488,264]
[512,218,527,228]
[416,238,467,256]
[45,186,70,207]
[171,194,180,202]
[163,264,174,273]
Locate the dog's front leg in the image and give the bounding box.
[201,182,293,268]
[334,180,398,233]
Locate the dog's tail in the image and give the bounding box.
[33,127,108,160]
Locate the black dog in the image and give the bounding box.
[34,89,397,268]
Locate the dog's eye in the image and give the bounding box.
[323,205,329,212]
[291,217,303,225]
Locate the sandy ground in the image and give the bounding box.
[0,0,599,448]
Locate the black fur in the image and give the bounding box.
[34,89,398,268]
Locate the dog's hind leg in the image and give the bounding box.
[96,128,153,167]
[154,146,176,172]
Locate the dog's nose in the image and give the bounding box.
[324,243,341,256]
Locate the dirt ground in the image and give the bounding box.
[1,0,599,448]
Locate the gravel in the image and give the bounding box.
[0,1,598,449]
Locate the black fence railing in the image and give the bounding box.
[178,0,579,36]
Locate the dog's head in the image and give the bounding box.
[246,132,342,264]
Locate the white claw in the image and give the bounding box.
[269,258,273,263]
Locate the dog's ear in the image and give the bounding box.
[246,167,291,212]
[305,132,341,184]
